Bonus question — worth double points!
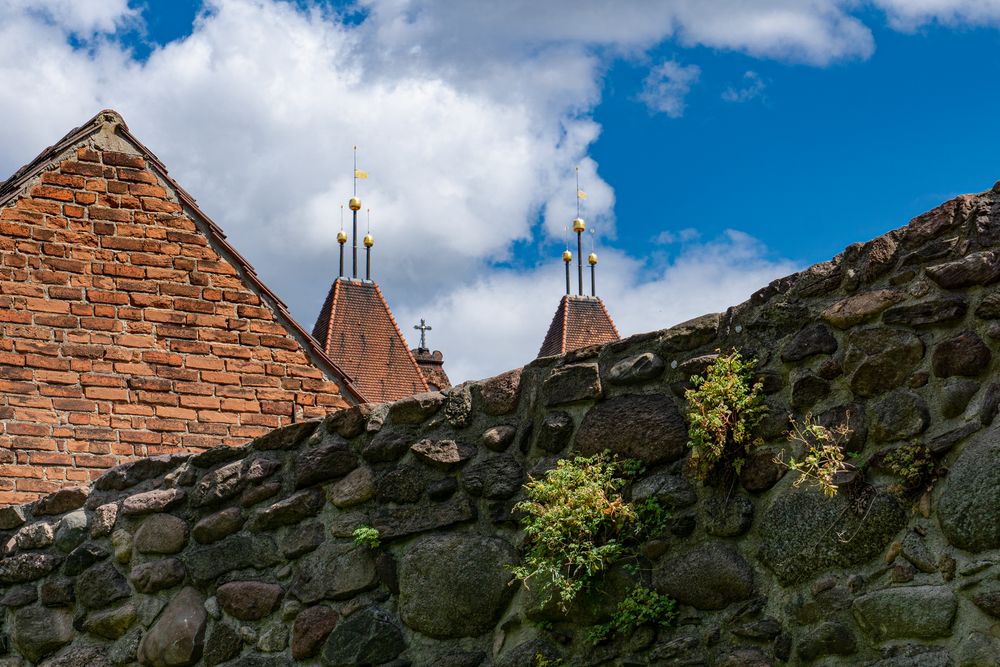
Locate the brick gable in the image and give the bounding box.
[538,295,620,357]
[0,110,361,504]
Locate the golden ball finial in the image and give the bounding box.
[337,230,348,244]
[363,233,374,248]
[562,249,572,263]
[588,252,598,266]
[573,217,585,233]
[349,197,361,211]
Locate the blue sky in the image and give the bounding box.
[2,1,1000,381]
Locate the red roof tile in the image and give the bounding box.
[313,278,429,402]
[538,295,620,357]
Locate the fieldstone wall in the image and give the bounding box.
[1,185,1000,665]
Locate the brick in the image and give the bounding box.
[30,185,74,202]
[102,151,145,168]
[60,160,104,177]
[116,168,157,184]
[83,387,129,401]
[77,148,100,162]
[89,207,131,222]
[141,198,182,213]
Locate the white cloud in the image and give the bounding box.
[654,228,701,245]
[872,0,1000,30]
[639,60,702,117]
[1,0,994,384]
[396,230,800,381]
[722,70,767,103]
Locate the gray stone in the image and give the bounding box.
[653,543,753,610]
[796,621,857,661]
[327,467,375,508]
[40,643,114,667]
[294,439,357,488]
[901,531,937,573]
[54,510,88,553]
[121,488,186,516]
[77,561,130,609]
[0,584,36,607]
[575,393,688,465]
[543,363,601,405]
[536,411,573,453]
[40,577,74,607]
[822,289,906,328]
[240,481,281,508]
[0,553,61,583]
[83,601,137,639]
[659,312,720,352]
[64,543,108,576]
[739,446,787,493]
[925,250,1000,288]
[11,606,73,662]
[14,521,55,551]
[759,488,906,584]
[372,494,476,540]
[289,541,377,604]
[971,587,1000,618]
[34,487,88,516]
[129,558,186,594]
[781,323,838,362]
[883,296,968,328]
[361,430,410,463]
[462,454,524,499]
[410,439,476,470]
[249,489,324,531]
[375,465,425,504]
[111,529,131,564]
[134,513,187,554]
[216,581,283,621]
[0,505,26,530]
[933,330,991,377]
[192,507,244,544]
[852,586,957,640]
[482,424,517,451]
[731,618,781,640]
[321,605,405,666]
[183,534,280,585]
[957,631,1000,667]
[399,534,516,638]
[941,378,979,418]
[192,457,281,507]
[975,291,1000,319]
[138,587,207,666]
[443,385,474,428]
[703,493,754,537]
[475,368,522,415]
[282,522,325,559]
[251,420,318,450]
[631,473,696,508]
[292,606,338,660]
[607,352,665,384]
[203,623,241,666]
[716,648,772,667]
[388,391,444,424]
[95,454,189,492]
[325,405,370,438]
[938,425,1000,551]
[790,373,831,410]
[256,624,288,652]
[872,389,930,441]
[845,327,924,397]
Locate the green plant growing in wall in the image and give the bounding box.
[586,585,678,644]
[776,414,854,498]
[511,453,663,611]
[883,444,935,496]
[685,349,767,482]
[352,525,381,549]
[532,654,564,667]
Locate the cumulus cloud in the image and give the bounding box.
[639,61,702,117]
[722,70,767,103]
[1,0,995,382]
[872,0,1000,31]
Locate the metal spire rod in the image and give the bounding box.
[365,209,372,281]
[338,204,345,278]
[565,260,571,295]
[352,146,358,278]
[576,166,583,296]
[591,262,596,296]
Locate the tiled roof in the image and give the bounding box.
[538,295,621,357]
[0,109,366,405]
[313,278,429,402]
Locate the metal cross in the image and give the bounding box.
[414,319,432,350]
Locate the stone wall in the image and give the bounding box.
[1,184,1000,665]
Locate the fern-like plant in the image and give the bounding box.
[685,349,767,481]
[776,414,853,497]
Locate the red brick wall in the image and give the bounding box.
[0,138,351,504]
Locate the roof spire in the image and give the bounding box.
[364,208,374,281]
[337,204,347,278]
[349,146,362,278]
[573,165,586,296]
